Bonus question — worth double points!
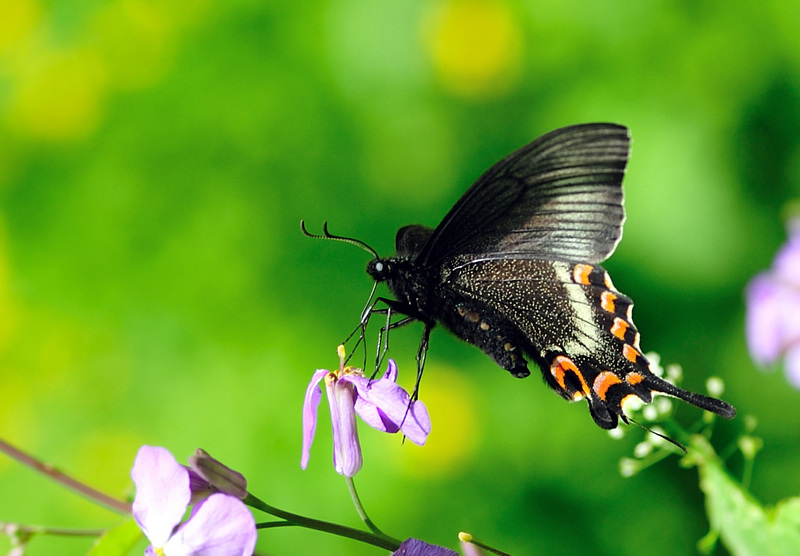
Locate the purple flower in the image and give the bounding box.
[746,220,800,389]
[131,445,257,556]
[301,354,431,477]
[391,538,458,556]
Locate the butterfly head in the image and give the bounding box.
[366,259,391,283]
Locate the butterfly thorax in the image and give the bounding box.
[367,257,437,325]
[367,254,534,378]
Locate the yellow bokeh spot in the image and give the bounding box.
[7,47,108,141]
[376,365,481,478]
[89,0,176,91]
[424,0,522,99]
[0,0,209,143]
[0,0,42,54]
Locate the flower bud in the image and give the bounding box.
[188,449,248,500]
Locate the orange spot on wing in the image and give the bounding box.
[550,355,575,390]
[610,317,629,340]
[572,264,593,285]
[550,355,591,397]
[593,371,622,401]
[600,291,617,313]
[623,344,639,363]
[626,372,644,385]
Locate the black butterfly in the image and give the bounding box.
[306,123,735,429]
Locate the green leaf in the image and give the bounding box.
[87,518,143,556]
[687,435,800,556]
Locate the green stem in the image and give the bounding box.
[244,493,401,551]
[255,521,295,529]
[460,533,513,556]
[345,476,387,537]
[1,523,106,538]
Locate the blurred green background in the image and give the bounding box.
[1,0,799,554]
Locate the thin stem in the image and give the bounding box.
[255,521,295,530]
[1,523,106,538]
[244,493,401,551]
[460,532,512,556]
[345,476,385,537]
[0,438,131,514]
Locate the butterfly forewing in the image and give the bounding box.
[418,124,630,265]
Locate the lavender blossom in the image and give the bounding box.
[746,220,800,388]
[302,353,431,477]
[391,538,458,556]
[131,445,257,556]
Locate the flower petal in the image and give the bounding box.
[328,378,362,477]
[746,271,800,366]
[301,369,330,469]
[746,273,785,364]
[397,399,432,446]
[785,346,800,390]
[774,232,800,286]
[347,375,431,445]
[186,466,213,501]
[346,374,401,433]
[383,358,399,382]
[391,538,458,556]
[131,446,192,548]
[746,218,800,392]
[163,493,257,556]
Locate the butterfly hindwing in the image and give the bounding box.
[445,257,732,427]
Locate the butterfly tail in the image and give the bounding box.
[644,374,736,419]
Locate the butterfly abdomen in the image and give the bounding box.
[436,293,533,379]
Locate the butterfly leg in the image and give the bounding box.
[375,309,415,375]
[412,324,432,400]
[365,297,418,376]
[337,281,382,370]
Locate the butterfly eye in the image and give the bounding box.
[366,260,388,281]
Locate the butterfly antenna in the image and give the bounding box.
[300,220,379,259]
[302,221,382,369]
[624,416,687,453]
